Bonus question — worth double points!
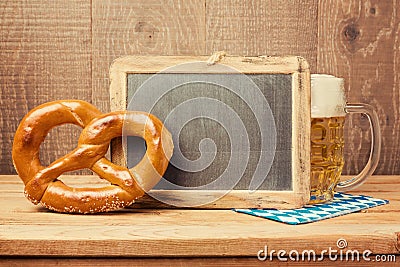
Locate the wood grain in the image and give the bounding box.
[0,175,399,258]
[1,1,400,176]
[0,0,92,174]
[91,0,206,112]
[205,0,319,72]
[0,257,398,267]
[317,0,400,175]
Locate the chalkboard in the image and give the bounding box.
[110,56,310,209]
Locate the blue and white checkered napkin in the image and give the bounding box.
[234,192,389,225]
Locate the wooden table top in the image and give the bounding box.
[0,175,399,262]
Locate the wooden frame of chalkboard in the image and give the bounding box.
[109,55,310,209]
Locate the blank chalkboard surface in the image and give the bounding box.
[110,56,310,209]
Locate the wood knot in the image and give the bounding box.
[134,21,158,33]
[343,23,360,43]
[369,7,376,15]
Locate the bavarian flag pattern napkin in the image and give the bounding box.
[234,192,388,225]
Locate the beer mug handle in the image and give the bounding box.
[336,103,381,191]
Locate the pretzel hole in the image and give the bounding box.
[58,172,110,188]
[39,124,92,175]
[126,136,147,169]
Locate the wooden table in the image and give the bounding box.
[0,175,399,266]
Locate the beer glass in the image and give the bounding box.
[309,74,381,204]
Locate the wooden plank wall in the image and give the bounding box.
[1,0,399,175]
[0,1,92,174]
[318,0,400,174]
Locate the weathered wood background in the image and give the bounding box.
[1,0,399,175]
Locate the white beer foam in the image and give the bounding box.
[311,74,346,118]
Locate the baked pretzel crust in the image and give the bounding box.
[12,100,173,213]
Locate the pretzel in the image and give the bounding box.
[12,100,173,213]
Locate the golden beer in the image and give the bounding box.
[310,116,345,203]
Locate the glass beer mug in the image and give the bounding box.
[309,74,381,203]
